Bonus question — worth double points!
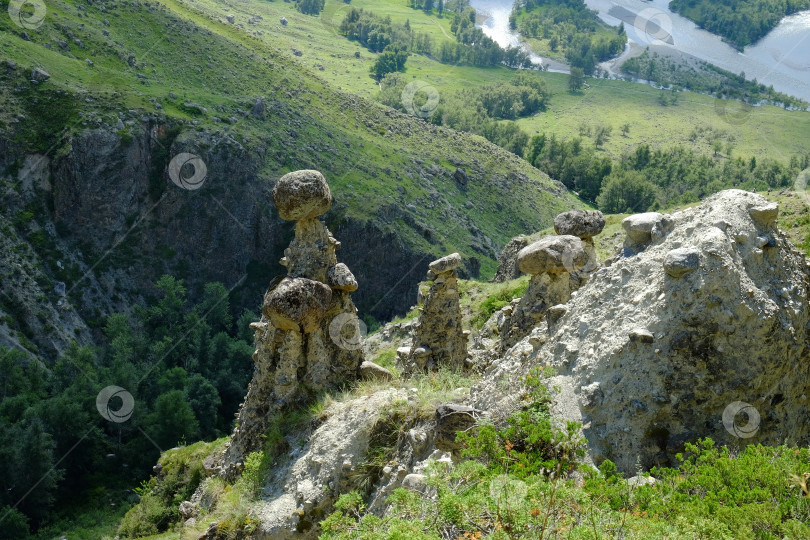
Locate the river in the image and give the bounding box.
[468,0,810,102]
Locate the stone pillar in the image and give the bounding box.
[219,170,364,479]
[500,235,586,352]
[401,253,468,375]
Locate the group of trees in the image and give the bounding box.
[378,71,549,154]
[0,276,255,537]
[622,49,806,109]
[526,132,810,212]
[669,0,810,49]
[511,0,626,74]
[340,6,532,81]
[296,0,326,16]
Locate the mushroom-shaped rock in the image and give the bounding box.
[262,277,332,332]
[428,252,462,274]
[663,248,700,278]
[748,203,778,226]
[327,263,358,291]
[272,170,332,221]
[622,212,665,244]
[517,235,586,275]
[554,210,606,239]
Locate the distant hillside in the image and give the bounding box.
[0,0,581,361]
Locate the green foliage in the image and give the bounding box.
[297,0,326,15]
[0,273,253,535]
[669,0,810,49]
[472,280,529,329]
[370,45,409,81]
[621,49,804,108]
[514,0,626,74]
[568,66,585,92]
[117,438,225,538]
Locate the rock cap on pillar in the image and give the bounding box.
[553,210,606,239]
[262,276,332,332]
[428,252,462,274]
[272,169,333,221]
[517,235,586,275]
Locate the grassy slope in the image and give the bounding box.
[187,0,810,161]
[0,0,582,284]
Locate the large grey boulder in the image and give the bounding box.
[272,169,332,221]
[621,212,665,244]
[262,277,332,332]
[517,235,586,275]
[488,190,810,473]
[554,209,605,239]
[428,252,462,275]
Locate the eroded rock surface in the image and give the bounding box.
[219,170,364,479]
[488,190,810,472]
[401,253,468,374]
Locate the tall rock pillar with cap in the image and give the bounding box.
[218,170,364,479]
[501,235,587,351]
[402,253,468,375]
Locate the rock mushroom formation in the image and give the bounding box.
[500,235,587,351]
[554,209,605,285]
[401,253,468,375]
[219,170,365,479]
[483,190,810,473]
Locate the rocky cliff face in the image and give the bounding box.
[476,190,810,471]
[0,104,578,361]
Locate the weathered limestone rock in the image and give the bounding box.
[554,209,605,239]
[359,360,393,382]
[497,190,810,473]
[492,235,529,283]
[402,254,468,375]
[500,236,586,352]
[555,209,605,284]
[621,212,674,254]
[434,404,479,457]
[327,263,358,292]
[272,169,332,222]
[219,171,364,480]
[663,247,700,278]
[263,277,332,332]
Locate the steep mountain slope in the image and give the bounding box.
[0,0,580,361]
